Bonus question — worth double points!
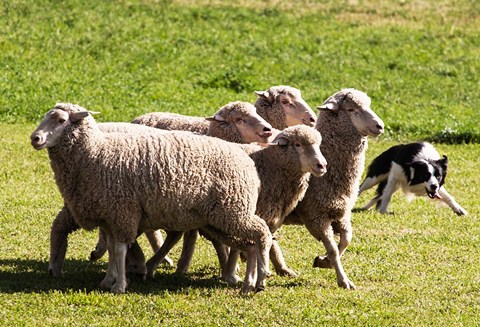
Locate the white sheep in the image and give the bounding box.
[145,125,328,284]
[84,101,275,267]
[48,122,174,277]
[283,89,384,289]
[31,103,273,294]
[132,112,209,134]
[254,85,316,129]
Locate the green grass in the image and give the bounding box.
[1,0,479,325]
[1,0,479,142]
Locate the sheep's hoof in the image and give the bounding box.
[338,278,356,290]
[275,267,298,277]
[162,256,174,267]
[222,274,242,286]
[240,284,255,295]
[89,250,102,261]
[254,285,265,293]
[48,267,62,277]
[313,256,333,269]
[111,284,126,294]
[454,207,467,216]
[99,278,114,290]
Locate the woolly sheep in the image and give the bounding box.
[48,122,174,278]
[254,85,316,130]
[132,112,209,134]
[145,125,328,284]
[31,103,273,294]
[85,101,275,266]
[283,89,384,289]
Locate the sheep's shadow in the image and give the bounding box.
[0,258,231,294]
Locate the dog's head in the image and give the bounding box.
[407,155,448,199]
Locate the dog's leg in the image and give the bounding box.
[438,187,468,216]
[359,174,388,195]
[378,176,399,214]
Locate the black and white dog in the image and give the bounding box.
[359,142,467,215]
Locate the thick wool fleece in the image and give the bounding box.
[287,89,369,232]
[243,126,321,232]
[132,112,210,134]
[46,109,267,247]
[254,85,303,130]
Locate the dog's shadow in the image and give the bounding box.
[0,258,230,295]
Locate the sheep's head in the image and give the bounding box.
[30,103,98,150]
[271,125,327,177]
[317,88,384,137]
[255,85,316,128]
[206,101,273,144]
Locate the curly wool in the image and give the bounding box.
[132,112,210,134]
[45,105,264,246]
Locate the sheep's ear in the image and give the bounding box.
[271,136,289,147]
[70,111,91,122]
[207,114,226,122]
[317,97,339,111]
[88,110,100,115]
[255,91,270,100]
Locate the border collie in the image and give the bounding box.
[359,142,467,215]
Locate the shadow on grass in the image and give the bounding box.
[0,259,231,294]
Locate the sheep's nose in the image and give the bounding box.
[263,126,271,132]
[309,116,316,123]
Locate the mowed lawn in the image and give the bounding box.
[1,0,479,325]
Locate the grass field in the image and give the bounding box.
[1,0,479,325]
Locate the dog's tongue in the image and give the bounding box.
[434,191,442,199]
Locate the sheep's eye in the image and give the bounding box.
[295,143,301,147]
[58,118,66,124]
[281,99,290,105]
[235,118,243,123]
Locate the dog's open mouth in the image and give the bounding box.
[426,188,442,199]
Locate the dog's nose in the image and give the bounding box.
[431,184,438,191]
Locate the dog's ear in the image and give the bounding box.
[439,155,448,169]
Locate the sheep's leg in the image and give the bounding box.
[269,239,298,277]
[49,206,79,277]
[176,230,198,275]
[241,246,257,294]
[437,187,468,216]
[125,240,147,278]
[145,230,174,267]
[222,249,242,285]
[90,228,108,261]
[313,220,352,269]
[307,221,355,290]
[146,231,183,279]
[111,241,128,294]
[100,234,117,290]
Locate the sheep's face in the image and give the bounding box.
[273,126,327,177]
[278,92,316,128]
[317,90,384,137]
[255,86,316,128]
[31,107,90,150]
[345,99,384,137]
[208,102,273,144]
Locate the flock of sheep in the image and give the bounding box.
[30,85,385,294]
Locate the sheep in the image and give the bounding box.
[48,122,174,278]
[31,103,273,294]
[133,101,275,143]
[145,125,328,284]
[132,112,209,134]
[254,85,316,129]
[283,89,385,289]
[84,101,275,267]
